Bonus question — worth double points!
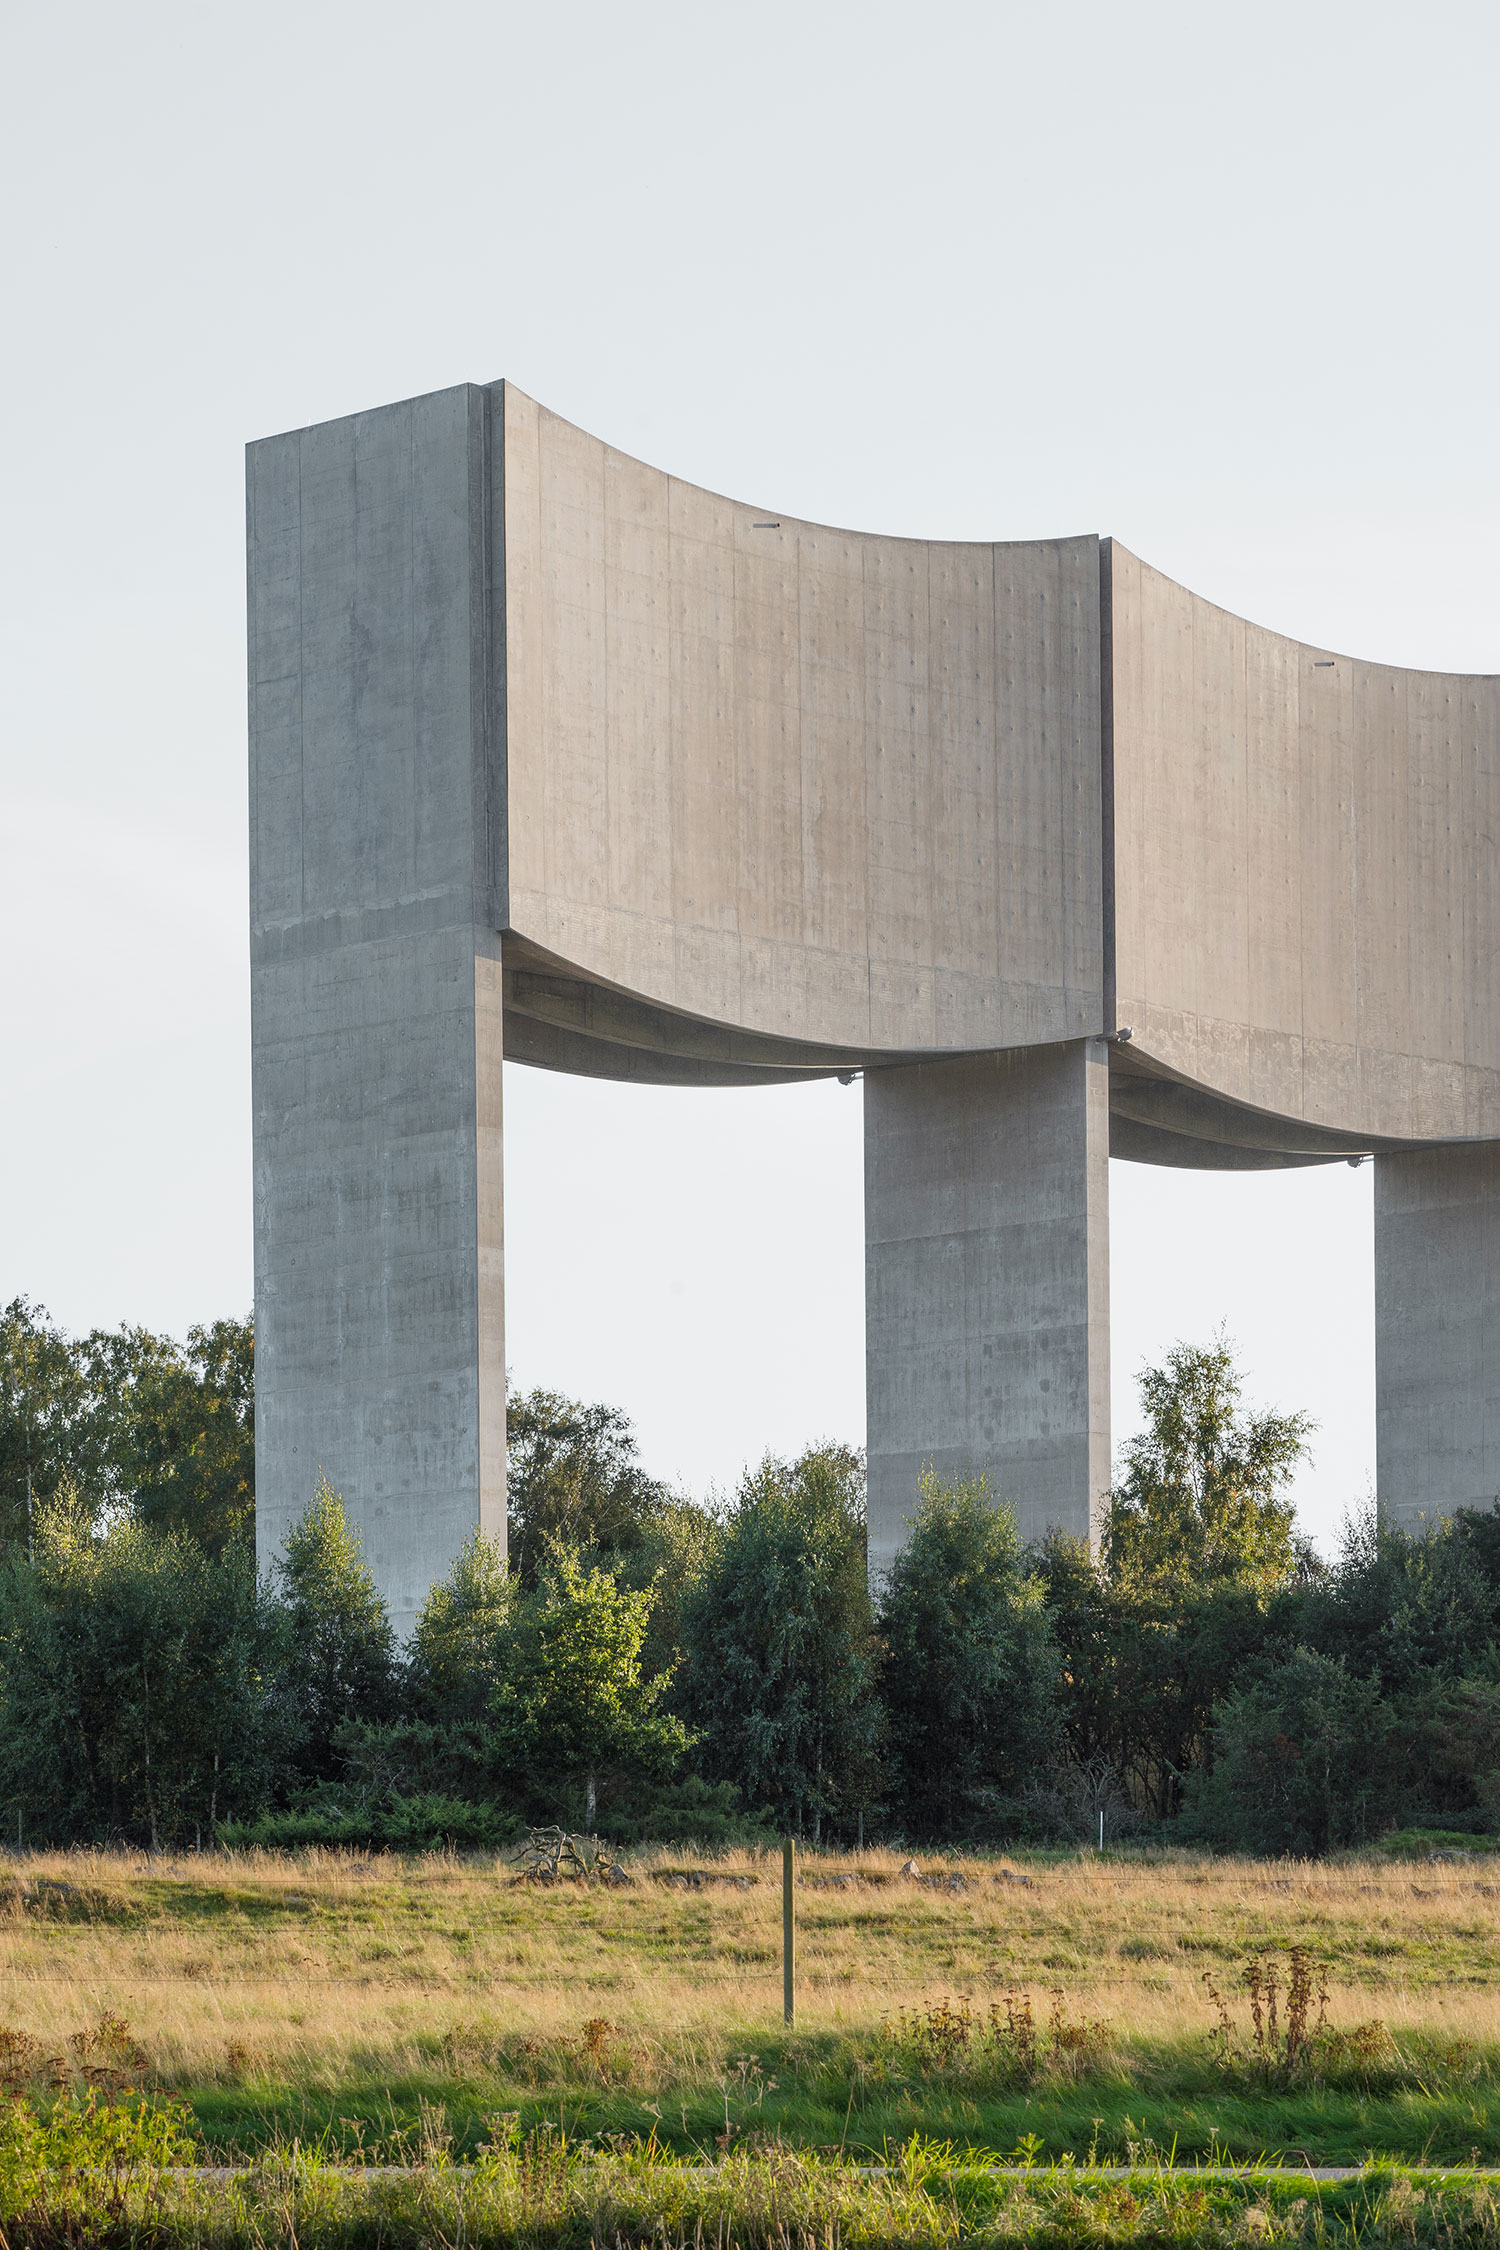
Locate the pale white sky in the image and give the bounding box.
[2,0,1495,1549]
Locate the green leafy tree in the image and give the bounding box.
[1103,1333,1312,1599]
[0,1489,273,1847]
[1394,1673,1500,1831]
[506,1387,671,1587]
[123,1316,254,1553]
[1035,1338,1314,1822]
[1182,1646,1397,1853]
[273,1477,400,1779]
[1288,1503,1500,1694]
[0,1299,93,1548]
[880,1472,1061,1837]
[0,1302,255,1556]
[408,1531,512,1724]
[491,1544,688,1827]
[682,1443,881,1838]
[613,1494,720,1684]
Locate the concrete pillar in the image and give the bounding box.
[864,1039,1111,1578]
[1375,1144,1500,1531]
[248,385,507,1635]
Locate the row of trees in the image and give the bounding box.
[5,1295,1500,1857]
[0,1297,253,1554]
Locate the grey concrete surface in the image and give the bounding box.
[1376,1143,1500,1531]
[865,1041,1111,1575]
[248,381,1499,1623]
[500,385,1104,1061]
[248,387,505,1635]
[1108,543,1500,1145]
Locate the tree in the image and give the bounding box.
[682,1443,881,1837]
[0,1299,93,1549]
[408,1530,512,1724]
[506,1388,671,1587]
[1182,1646,1397,1854]
[0,1488,273,1847]
[1285,1502,1500,1694]
[273,1478,400,1779]
[123,1316,255,1553]
[1103,1333,1312,1600]
[613,1494,720,1685]
[490,1544,687,1827]
[0,1302,256,1556]
[879,1472,1061,1838]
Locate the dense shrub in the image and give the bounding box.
[1181,1647,1398,1853]
[879,1471,1061,1838]
[681,1444,881,1838]
[274,1475,402,1782]
[0,1489,276,1846]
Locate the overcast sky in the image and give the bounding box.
[2,0,1495,1547]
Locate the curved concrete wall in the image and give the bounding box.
[499,387,1104,1065]
[1109,543,1500,1148]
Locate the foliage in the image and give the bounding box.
[879,1472,1061,1837]
[884,1988,1110,2085]
[3,2091,1493,2250]
[408,1531,512,1724]
[218,1790,526,1851]
[272,1475,401,1781]
[490,1543,689,1826]
[0,2088,194,2238]
[13,1297,1500,1862]
[0,1488,274,1847]
[1203,1947,1330,2082]
[0,1298,100,1547]
[0,1298,254,1556]
[120,1315,255,1554]
[682,1443,881,1837]
[614,1492,721,1682]
[1102,1332,1312,1599]
[1034,1339,1318,1825]
[505,1386,673,1587]
[1290,1500,1500,1692]
[1035,1532,1274,1822]
[1182,1646,1398,1853]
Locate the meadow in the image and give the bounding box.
[1,1841,1499,2170]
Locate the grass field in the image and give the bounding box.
[3,1842,1499,2168]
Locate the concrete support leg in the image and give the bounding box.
[248,384,507,1637]
[864,1038,1111,1579]
[1375,1143,1500,1531]
[252,931,508,1638]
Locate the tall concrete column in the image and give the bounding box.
[1375,1144,1500,1531]
[248,385,507,1635]
[864,1039,1111,1578]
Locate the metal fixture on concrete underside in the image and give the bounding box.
[247,383,1500,1632]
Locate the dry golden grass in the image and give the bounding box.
[0,1843,1495,2099]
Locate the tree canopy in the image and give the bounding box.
[1102,1332,1313,1598]
[879,1471,1060,1837]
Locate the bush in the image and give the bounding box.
[0,1489,275,1848]
[218,1791,527,1852]
[681,1444,881,1838]
[1181,1646,1399,1853]
[272,1477,401,1781]
[879,1472,1061,1839]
